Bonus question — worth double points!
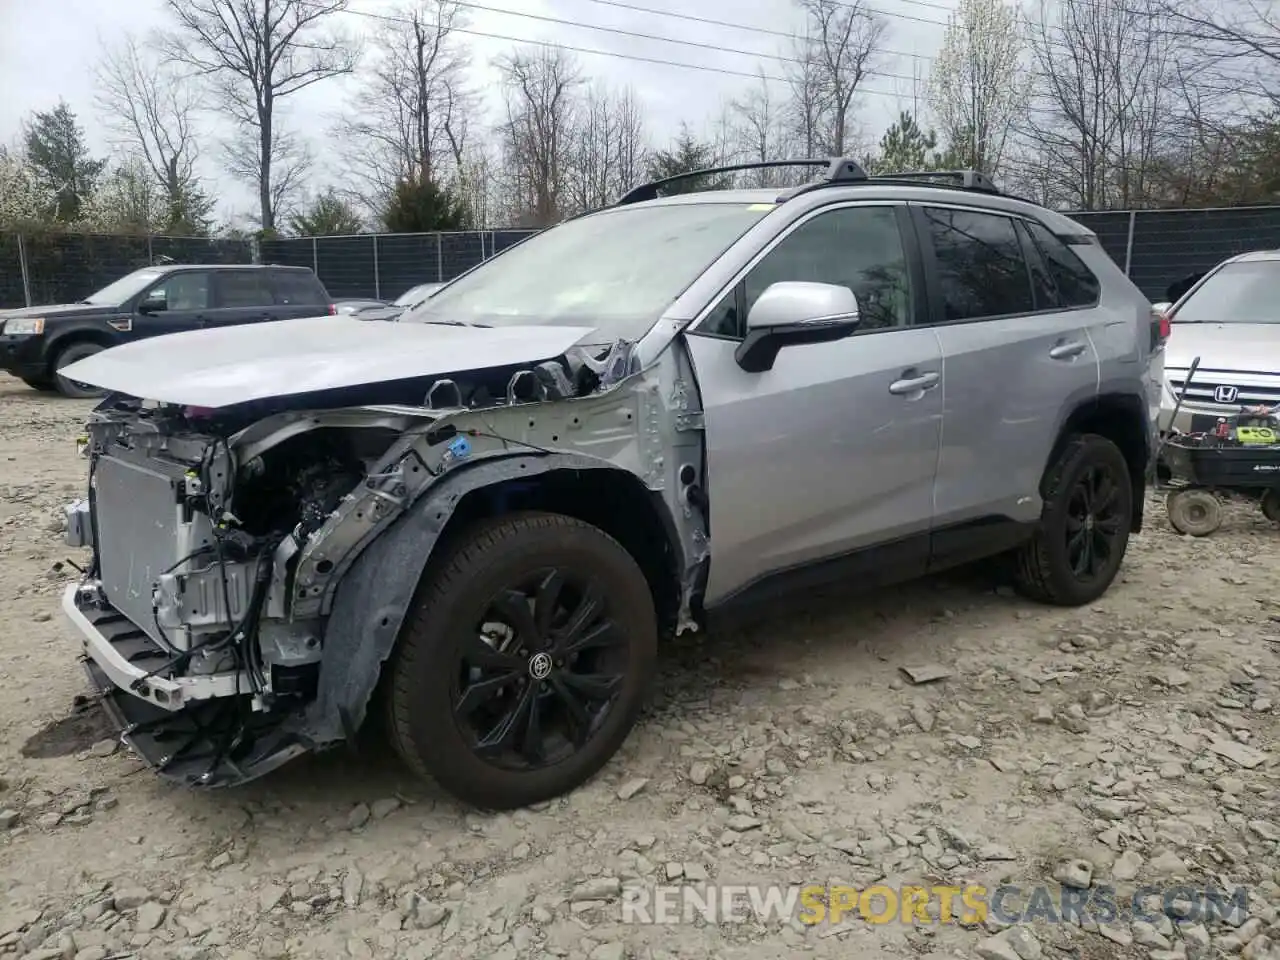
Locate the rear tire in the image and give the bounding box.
[1012,433,1134,606]
[20,376,54,392]
[52,342,107,399]
[1166,488,1222,536]
[386,511,658,810]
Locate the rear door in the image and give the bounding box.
[205,270,278,327]
[914,203,1101,556]
[684,201,945,604]
[270,269,332,319]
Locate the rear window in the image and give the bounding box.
[1173,260,1280,324]
[272,270,328,305]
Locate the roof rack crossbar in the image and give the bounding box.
[867,169,1001,194]
[615,157,867,206]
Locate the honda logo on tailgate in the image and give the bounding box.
[1214,384,1239,403]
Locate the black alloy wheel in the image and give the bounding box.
[455,568,628,769]
[1064,461,1126,581]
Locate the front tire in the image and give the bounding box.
[52,342,107,399]
[1013,433,1134,606]
[20,375,54,392]
[387,511,658,810]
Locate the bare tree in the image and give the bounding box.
[161,0,358,232]
[729,72,800,186]
[564,84,650,212]
[495,47,584,227]
[1016,0,1179,209]
[928,0,1029,175]
[94,34,207,231]
[1156,0,1280,110]
[791,0,888,155]
[784,29,826,157]
[336,1,475,218]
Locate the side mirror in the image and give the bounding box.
[734,281,861,373]
[137,294,166,314]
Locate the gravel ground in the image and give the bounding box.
[3,370,1280,960]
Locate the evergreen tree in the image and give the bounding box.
[383,176,470,232]
[23,100,107,222]
[289,188,366,236]
[646,125,731,195]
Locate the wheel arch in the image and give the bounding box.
[1044,391,1151,533]
[298,453,685,748]
[45,329,116,375]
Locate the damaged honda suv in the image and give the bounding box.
[57,159,1160,809]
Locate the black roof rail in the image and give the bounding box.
[615,157,867,205]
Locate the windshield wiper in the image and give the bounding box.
[415,319,492,328]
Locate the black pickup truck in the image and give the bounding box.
[0,263,334,397]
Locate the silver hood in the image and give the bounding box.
[1165,321,1280,371]
[58,315,598,408]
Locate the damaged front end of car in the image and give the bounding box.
[60,332,710,788]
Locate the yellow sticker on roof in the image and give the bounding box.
[747,203,775,211]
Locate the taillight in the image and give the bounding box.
[328,303,337,315]
[1150,307,1171,350]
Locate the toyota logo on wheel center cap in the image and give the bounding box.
[528,652,553,680]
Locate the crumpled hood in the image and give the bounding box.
[59,315,599,408]
[1165,322,1280,372]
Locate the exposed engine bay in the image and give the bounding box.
[62,337,708,787]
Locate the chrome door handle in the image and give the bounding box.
[888,372,940,395]
[1049,341,1087,360]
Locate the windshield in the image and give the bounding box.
[402,201,773,338]
[83,268,165,306]
[394,283,440,307]
[1173,260,1280,324]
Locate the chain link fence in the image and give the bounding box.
[5,207,1280,310]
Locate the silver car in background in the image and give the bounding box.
[1159,251,1280,433]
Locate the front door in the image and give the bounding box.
[131,271,212,339]
[683,202,945,606]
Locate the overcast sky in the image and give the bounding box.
[0,0,957,226]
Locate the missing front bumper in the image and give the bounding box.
[61,584,251,711]
[64,583,312,787]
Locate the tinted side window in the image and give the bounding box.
[922,207,1034,321]
[701,205,912,337]
[216,271,274,308]
[272,271,327,305]
[144,273,210,311]
[1024,220,1101,308]
[1015,221,1058,311]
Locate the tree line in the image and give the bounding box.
[1,0,1278,239]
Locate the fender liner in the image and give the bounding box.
[292,451,662,746]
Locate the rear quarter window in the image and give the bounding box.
[271,270,329,305]
[1024,220,1101,308]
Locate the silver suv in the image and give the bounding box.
[1157,250,1280,433]
[55,159,1161,809]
